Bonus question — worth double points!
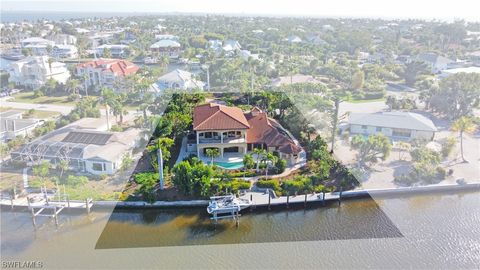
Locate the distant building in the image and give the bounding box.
[154,34,179,41]
[0,110,42,143]
[11,118,145,175]
[96,44,129,58]
[416,52,454,73]
[8,56,71,89]
[51,45,78,58]
[439,66,480,78]
[347,111,437,141]
[150,39,181,58]
[20,37,55,48]
[47,34,77,45]
[287,35,302,43]
[76,59,139,91]
[153,69,205,91]
[222,39,242,52]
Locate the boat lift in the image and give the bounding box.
[207,194,251,225]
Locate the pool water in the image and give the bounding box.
[213,161,244,169]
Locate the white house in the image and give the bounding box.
[0,110,42,143]
[96,44,129,58]
[8,56,71,89]
[153,69,205,91]
[347,111,437,141]
[51,45,78,58]
[47,34,77,45]
[11,118,145,175]
[439,66,480,78]
[20,37,55,48]
[417,53,454,73]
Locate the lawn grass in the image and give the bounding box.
[346,97,386,103]
[11,91,97,106]
[0,107,61,119]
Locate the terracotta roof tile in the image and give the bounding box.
[77,59,139,77]
[193,103,250,130]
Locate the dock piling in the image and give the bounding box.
[30,207,36,230]
[268,191,271,210]
[304,193,308,208]
[322,191,326,206]
[286,195,289,209]
[339,188,343,206]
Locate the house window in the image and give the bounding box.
[361,125,367,129]
[92,162,105,171]
[228,131,236,137]
[376,127,382,132]
[204,132,212,138]
[392,128,412,138]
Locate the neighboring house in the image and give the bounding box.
[47,34,77,45]
[8,56,71,89]
[347,111,437,141]
[439,66,480,78]
[192,103,304,165]
[51,45,78,58]
[416,52,454,73]
[287,35,302,43]
[270,74,324,87]
[20,37,55,48]
[222,39,241,53]
[0,110,42,143]
[24,44,50,56]
[154,34,179,41]
[150,39,181,58]
[239,50,260,61]
[96,44,129,58]
[11,118,145,175]
[76,59,139,91]
[153,69,205,91]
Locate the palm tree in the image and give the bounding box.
[451,116,477,162]
[263,152,277,178]
[205,148,220,166]
[100,87,115,130]
[65,78,81,95]
[253,148,266,172]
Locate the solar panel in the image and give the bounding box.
[62,132,113,145]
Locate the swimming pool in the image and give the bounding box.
[213,161,244,170]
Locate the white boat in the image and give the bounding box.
[207,194,251,215]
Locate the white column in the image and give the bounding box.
[196,132,200,157]
[221,131,224,143]
[220,148,224,158]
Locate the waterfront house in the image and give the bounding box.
[10,118,144,175]
[153,69,205,92]
[347,111,437,141]
[96,44,129,58]
[192,103,304,165]
[20,37,55,48]
[76,59,139,91]
[51,45,78,58]
[47,34,77,45]
[150,39,181,59]
[8,56,71,89]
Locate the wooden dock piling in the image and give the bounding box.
[286,195,290,209]
[304,193,308,208]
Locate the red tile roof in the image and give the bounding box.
[245,109,302,154]
[193,103,302,155]
[77,59,139,77]
[193,103,250,131]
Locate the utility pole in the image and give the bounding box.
[157,146,164,190]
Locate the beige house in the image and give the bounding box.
[192,103,304,165]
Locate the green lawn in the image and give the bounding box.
[0,107,60,119]
[11,91,95,106]
[346,97,386,103]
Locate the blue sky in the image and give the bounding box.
[1,0,479,21]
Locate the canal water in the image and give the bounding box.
[1,191,479,269]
